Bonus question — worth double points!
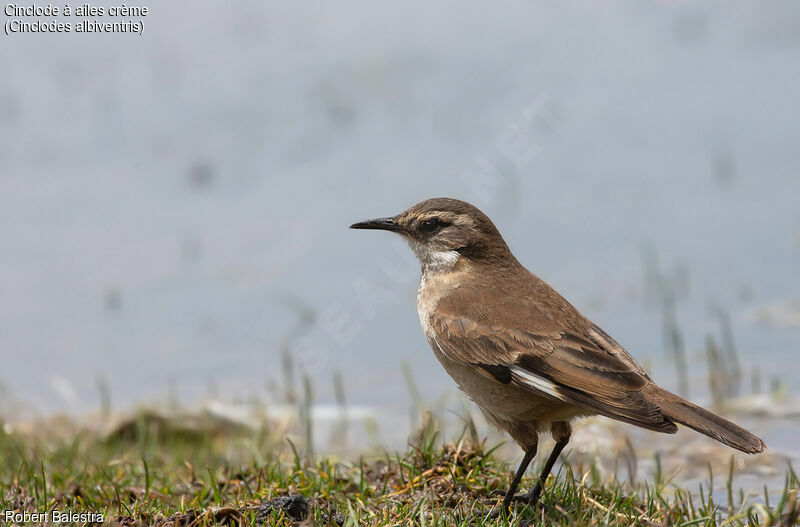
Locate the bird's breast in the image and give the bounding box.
[416,270,460,337]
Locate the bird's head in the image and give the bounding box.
[350,197,515,271]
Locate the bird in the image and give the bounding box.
[350,197,766,514]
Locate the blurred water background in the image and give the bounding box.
[2,1,799,468]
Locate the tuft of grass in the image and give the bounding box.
[0,417,797,526]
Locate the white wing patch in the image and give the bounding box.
[430,334,449,360]
[510,366,566,401]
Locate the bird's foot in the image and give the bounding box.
[487,486,541,504]
[484,504,510,521]
[484,486,543,520]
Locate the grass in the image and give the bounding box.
[0,412,798,526]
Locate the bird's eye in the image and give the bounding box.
[420,218,445,233]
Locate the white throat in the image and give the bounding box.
[407,240,460,275]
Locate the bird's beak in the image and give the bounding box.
[349,217,405,233]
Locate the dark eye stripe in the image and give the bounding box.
[420,217,447,233]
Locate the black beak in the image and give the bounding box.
[349,217,405,233]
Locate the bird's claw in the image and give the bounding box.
[483,490,542,522]
[487,489,538,502]
[484,505,506,520]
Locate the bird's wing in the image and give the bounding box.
[428,312,677,433]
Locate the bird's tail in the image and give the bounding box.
[643,384,766,454]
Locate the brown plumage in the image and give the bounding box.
[351,197,765,513]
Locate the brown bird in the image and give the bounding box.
[351,197,766,513]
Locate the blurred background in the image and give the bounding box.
[2,0,799,482]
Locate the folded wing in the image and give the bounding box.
[429,313,678,433]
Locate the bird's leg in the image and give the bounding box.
[501,445,537,511]
[515,421,571,507]
[486,445,537,519]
